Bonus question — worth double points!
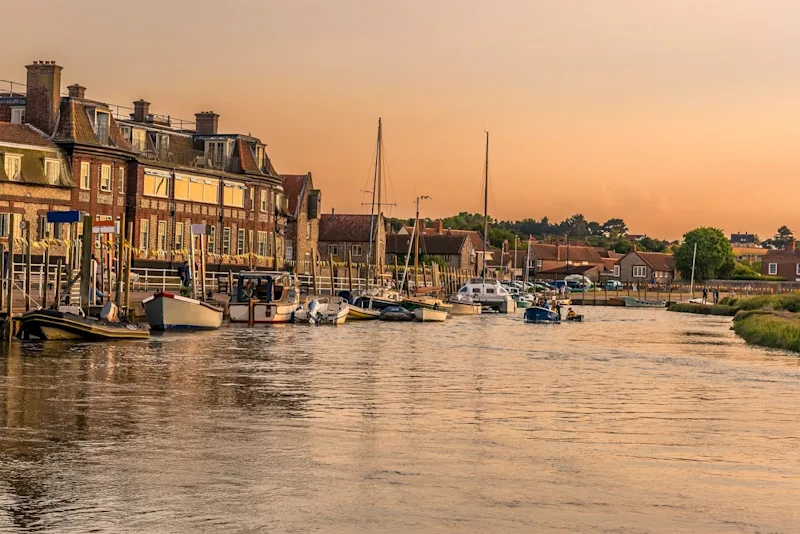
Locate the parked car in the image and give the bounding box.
[604,280,623,290]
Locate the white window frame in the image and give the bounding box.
[222,227,231,255]
[139,219,150,250]
[0,213,9,237]
[285,242,293,261]
[352,245,362,256]
[613,265,620,277]
[237,228,246,255]
[222,182,246,208]
[174,222,184,250]
[131,128,147,151]
[306,222,311,240]
[118,167,125,194]
[796,264,800,276]
[99,164,112,192]
[632,265,647,278]
[143,170,170,198]
[257,231,268,256]
[4,153,22,181]
[10,107,25,124]
[329,245,338,257]
[80,161,91,190]
[157,220,168,251]
[768,263,777,275]
[208,226,216,254]
[260,190,268,212]
[44,157,61,185]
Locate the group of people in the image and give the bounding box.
[534,297,576,320]
[701,287,721,304]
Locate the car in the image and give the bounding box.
[605,280,623,290]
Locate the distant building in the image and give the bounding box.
[282,173,320,273]
[397,220,489,275]
[386,232,476,271]
[761,239,799,280]
[730,232,757,248]
[317,212,386,267]
[616,251,675,284]
[530,243,605,281]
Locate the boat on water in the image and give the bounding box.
[19,305,150,340]
[413,307,448,322]
[523,306,561,324]
[228,271,300,324]
[448,293,482,315]
[622,296,666,308]
[294,296,349,325]
[379,305,414,321]
[401,294,453,313]
[456,279,516,313]
[354,288,403,311]
[142,292,223,330]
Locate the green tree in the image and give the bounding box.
[602,218,628,238]
[613,240,632,254]
[638,236,668,253]
[674,227,735,281]
[763,226,794,249]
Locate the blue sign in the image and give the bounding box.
[46,210,83,224]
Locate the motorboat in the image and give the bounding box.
[401,295,453,313]
[228,271,300,324]
[413,307,448,322]
[523,306,561,324]
[19,304,150,340]
[348,302,381,320]
[456,278,516,313]
[447,293,482,315]
[141,291,223,330]
[622,296,666,308]
[356,287,403,310]
[379,305,414,322]
[294,296,349,325]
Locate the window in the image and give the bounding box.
[139,219,150,249]
[10,107,25,124]
[768,263,777,275]
[260,190,268,212]
[119,125,131,142]
[206,141,227,169]
[95,111,110,144]
[276,192,284,214]
[44,158,60,184]
[0,214,10,237]
[237,228,246,255]
[208,226,216,254]
[256,146,264,169]
[249,188,255,210]
[633,265,647,278]
[797,264,800,276]
[118,167,125,194]
[285,242,293,260]
[222,227,231,255]
[131,128,146,152]
[329,245,338,257]
[99,164,112,192]
[4,154,21,181]
[174,175,219,204]
[80,162,91,190]
[223,182,245,207]
[38,216,48,240]
[613,265,620,277]
[156,221,168,251]
[143,170,170,198]
[174,222,184,250]
[257,231,268,256]
[269,232,274,256]
[306,222,311,240]
[248,230,254,254]
[155,134,169,154]
[352,245,362,256]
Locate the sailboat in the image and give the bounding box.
[456,132,516,314]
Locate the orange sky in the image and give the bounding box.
[4,0,800,240]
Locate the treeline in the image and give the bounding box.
[387,212,672,253]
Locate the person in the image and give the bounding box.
[702,287,708,304]
[713,289,719,304]
[554,303,562,318]
[242,281,255,300]
[566,307,577,320]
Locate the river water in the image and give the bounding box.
[1,307,799,533]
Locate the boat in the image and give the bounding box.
[413,307,448,322]
[294,296,349,325]
[448,293,482,315]
[565,313,584,322]
[228,271,300,324]
[455,278,516,313]
[379,305,414,321]
[622,296,666,308]
[401,295,453,313]
[354,288,403,311]
[141,291,223,330]
[19,305,150,340]
[523,306,561,324]
[348,305,381,320]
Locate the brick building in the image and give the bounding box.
[317,212,385,267]
[386,232,476,271]
[282,173,320,273]
[616,251,675,284]
[397,220,488,275]
[762,240,800,280]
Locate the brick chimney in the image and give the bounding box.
[67,83,85,99]
[133,99,150,123]
[25,60,62,134]
[435,219,443,235]
[786,238,796,252]
[195,111,219,134]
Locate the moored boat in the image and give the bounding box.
[523,306,561,324]
[228,271,300,324]
[413,307,448,322]
[379,305,414,322]
[141,291,223,331]
[294,296,349,325]
[401,295,453,313]
[448,293,482,315]
[348,304,381,320]
[455,278,516,313]
[19,306,150,340]
[622,296,666,308]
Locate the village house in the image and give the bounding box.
[616,251,676,285]
[282,173,321,273]
[730,232,757,248]
[530,243,605,282]
[317,212,386,267]
[397,220,488,275]
[386,231,476,271]
[761,239,800,280]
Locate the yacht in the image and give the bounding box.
[456,278,516,313]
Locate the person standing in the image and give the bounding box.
[702,286,708,304]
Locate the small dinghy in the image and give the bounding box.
[565,314,583,322]
[622,296,666,308]
[19,304,150,341]
[448,293,482,315]
[413,307,448,322]
[379,305,414,322]
[294,296,349,325]
[523,306,561,324]
[141,291,223,331]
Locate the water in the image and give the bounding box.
[1,307,799,533]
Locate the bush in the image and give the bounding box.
[668,303,713,314]
[733,313,800,353]
[710,305,737,316]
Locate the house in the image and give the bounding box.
[386,232,476,271]
[282,173,320,273]
[730,232,757,248]
[530,243,605,281]
[617,251,675,284]
[317,212,386,267]
[398,220,490,275]
[733,247,767,263]
[761,239,799,280]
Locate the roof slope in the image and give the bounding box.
[636,252,675,271]
[0,123,59,148]
[281,174,308,218]
[319,214,379,242]
[532,244,603,263]
[387,234,468,255]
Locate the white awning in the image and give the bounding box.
[145,168,172,179]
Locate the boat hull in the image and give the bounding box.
[523,307,561,324]
[229,302,295,323]
[622,296,666,308]
[379,306,414,322]
[401,297,453,313]
[20,309,150,340]
[348,306,381,320]
[448,302,482,315]
[413,308,448,322]
[142,292,223,331]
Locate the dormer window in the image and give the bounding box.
[10,107,25,124]
[206,140,228,170]
[94,111,110,145]
[44,158,60,185]
[131,128,146,152]
[256,145,264,169]
[4,154,22,181]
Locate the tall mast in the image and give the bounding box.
[366,118,381,288]
[482,131,489,285]
[376,118,383,276]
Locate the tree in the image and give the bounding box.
[638,236,668,253]
[601,218,628,238]
[674,227,735,281]
[613,240,632,254]
[763,226,794,250]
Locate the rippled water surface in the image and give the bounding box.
[1,307,799,533]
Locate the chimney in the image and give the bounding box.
[331,207,335,216]
[67,83,85,99]
[133,99,150,123]
[195,111,220,134]
[632,242,637,252]
[435,219,443,235]
[25,60,62,134]
[786,238,796,252]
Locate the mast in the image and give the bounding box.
[414,199,420,293]
[376,118,383,277]
[482,131,489,285]
[689,242,697,298]
[366,118,381,289]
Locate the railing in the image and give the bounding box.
[137,143,206,168]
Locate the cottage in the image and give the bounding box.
[530,243,605,280]
[398,220,489,275]
[386,232,475,271]
[317,212,386,268]
[730,232,757,248]
[761,240,799,280]
[282,173,321,273]
[616,251,675,284]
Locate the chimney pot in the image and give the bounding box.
[25,60,63,134]
[67,83,86,99]
[133,99,151,123]
[195,111,220,134]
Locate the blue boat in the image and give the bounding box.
[523,306,561,324]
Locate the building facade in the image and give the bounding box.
[317,213,385,267]
[616,251,675,284]
[282,173,320,273]
[762,240,800,280]
[386,232,475,271]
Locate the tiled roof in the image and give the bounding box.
[531,244,603,263]
[386,234,468,255]
[538,264,599,275]
[0,123,59,149]
[234,138,261,174]
[635,252,675,272]
[53,99,132,151]
[319,214,379,242]
[281,174,308,218]
[601,257,619,271]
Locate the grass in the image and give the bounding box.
[668,303,737,316]
[733,312,800,353]
[721,294,800,312]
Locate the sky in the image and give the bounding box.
[3,0,800,240]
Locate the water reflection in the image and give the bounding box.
[1,308,799,532]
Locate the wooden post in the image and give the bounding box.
[200,234,208,300]
[43,246,51,309]
[105,235,112,305]
[54,259,62,309]
[79,215,93,313]
[124,222,133,317]
[24,225,32,312]
[347,250,353,292]
[116,213,126,307]
[228,270,233,295]
[310,250,319,296]
[0,243,4,312]
[5,215,16,338]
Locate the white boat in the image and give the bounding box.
[413,307,448,322]
[228,271,300,324]
[622,296,666,308]
[456,278,517,313]
[448,293,482,315]
[141,291,223,331]
[295,296,349,325]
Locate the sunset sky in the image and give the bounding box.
[3,0,799,240]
